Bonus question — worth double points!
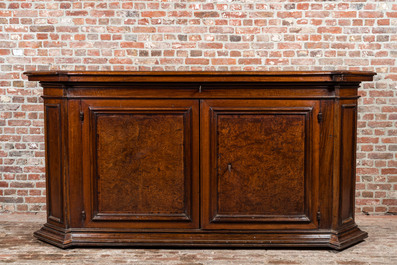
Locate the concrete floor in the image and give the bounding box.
[0,214,396,265]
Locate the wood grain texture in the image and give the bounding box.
[66,99,84,228]
[318,100,334,229]
[24,71,376,83]
[96,113,185,215]
[44,102,63,225]
[216,113,305,216]
[339,103,357,225]
[25,71,374,249]
[200,99,319,229]
[80,99,199,228]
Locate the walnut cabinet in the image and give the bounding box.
[24,71,375,249]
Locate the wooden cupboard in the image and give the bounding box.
[24,71,375,249]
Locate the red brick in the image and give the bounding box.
[90,10,115,17]
[7,120,31,126]
[211,58,236,65]
[277,11,302,18]
[141,11,166,17]
[368,153,393,159]
[159,58,184,65]
[249,12,273,18]
[386,12,397,18]
[371,59,395,65]
[334,11,357,18]
[0,11,12,17]
[357,168,379,175]
[1,166,23,173]
[194,12,219,18]
[120,42,144,48]
[198,43,223,49]
[382,137,397,143]
[278,43,302,49]
[25,197,46,203]
[356,199,380,205]
[208,27,233,34]
[306,11,330,18]
[367,184,392,190]
[13,10,38,17]
[359,11,384,18]
[183,58,208,65]
[132,26,156,33]
[66,11,88,16]
[5,25,29,32]
[222,12,246,19]
[225,43,249,49]
[265,58,289,65]
[318,27,342,34]
[383,199,397,206]
[0,181,9,188]
[367,121,393,128]
[382,106,397,112]
[238,58,261,65]
[157,26,181,33]
[382,168,397,175]
[109,58,133,64]
[0,49,10,55]
[23,166,45,173]
[29,25,54,32]
[107,26,130,33]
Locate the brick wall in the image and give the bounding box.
[0,0,396,214]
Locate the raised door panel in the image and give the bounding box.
[201,100,320,229]
[82,99,199,229]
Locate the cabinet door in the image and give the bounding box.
[201,100,320,230]
[81,99,199,229]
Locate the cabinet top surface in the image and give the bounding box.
[24,70,375,83]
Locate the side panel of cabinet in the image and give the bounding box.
[338,100,358,226]
[201,99,320,230]
[81,99,199,229]
[44,99,66,226]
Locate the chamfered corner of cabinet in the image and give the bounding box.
[328,226,368,250]
[33,225,73,249]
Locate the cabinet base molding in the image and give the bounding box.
[34,225,367,250]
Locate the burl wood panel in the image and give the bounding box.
[95,113,186,215]
[216,113,306,216]
[45,103,63,224]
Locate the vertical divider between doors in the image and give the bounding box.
[199,99,202,229]
[79,99,85,227]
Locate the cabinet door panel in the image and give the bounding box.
[201,100,320,229]
[82,100,199,229]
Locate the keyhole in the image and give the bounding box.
[227,163,232,172]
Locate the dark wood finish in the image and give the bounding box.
[24,71,376,250]
[81,99,199,229]
[200,100,319,230]
[339,103,357,225]
[44,102,63,224]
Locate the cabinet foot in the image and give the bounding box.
[34,225,72,249]
[329,226,368,250]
